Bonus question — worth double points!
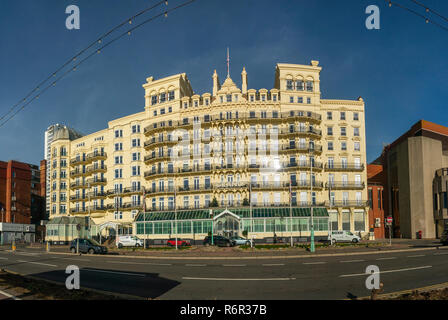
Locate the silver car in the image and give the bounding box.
[230,236,251,246]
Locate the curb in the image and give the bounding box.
[40,246,446,260]
[0,268,146,300]
[357,282,448,300]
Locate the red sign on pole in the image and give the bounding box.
[386,217,393,225]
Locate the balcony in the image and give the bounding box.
[87,151,107,161]
[86,164,107,174]
[281,144,323,154]
[106,202,142,211]
[325,163,365,171]
[70,157,88,166]
[286,180,324,189]
[285,161,323,170]
[325,200,370,208]
[70,182,88,189]
[70,195,88,201]
[325,182,365,190]
[106,187,142,197]
[86,177,107,186]
[70,169,86,177]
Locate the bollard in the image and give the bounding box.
[12,240,16,252]
[46,241,50,252]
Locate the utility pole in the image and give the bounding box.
[310,151,315,253]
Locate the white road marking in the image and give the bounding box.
[14,252,39,257]
[303,262,326,265]
[61,258,90,262]
[376,257,397,260]
[0,289,21,300]
[185,264,207,267]
[262,263,285,266]
[0,257,8,260]
[339,265,432,277]
[108,261,172,266]
[434,252,448,255]
[82,268,145,277]
[182,277,296,281]
[223,264,246,267]
[407,254,425,258]
[340,259,365,263]
[17,260,58,267]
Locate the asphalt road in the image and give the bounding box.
[0,247,447,299]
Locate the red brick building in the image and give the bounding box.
[0,160,42,224]
[367,164,385,239]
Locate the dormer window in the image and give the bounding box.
[234,95,238,102]
[226,94,232,102]
[205,99,209,106]
[306,81,313,92]
[168,90,175,101]
[160,92,166,103]
[194,100,198,107]
[250,95,254,102]
[220,96,224,103]
[184,102,188,108]
[273,95,277,102]
[286,80,293,90]
[151,95,157,105]
[261,95,266,102]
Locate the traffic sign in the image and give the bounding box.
[386,217,393,225]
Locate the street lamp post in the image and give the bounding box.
[88,182,91,239]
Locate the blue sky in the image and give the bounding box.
[0,0,447,165]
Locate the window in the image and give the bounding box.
[341,127,346,136]
[160,108,166,115]
[226,94,232,102]
[132,125,140,133]
[354,112,359,121]
[168,90,175,101]
[168,106,172,113]
[298,97,303,103]
[114,169,122,179]
[354,212,365,231]
[132,139,140,147]
[341,142,347,151]
[151,95,157,105]
[307,97,311,104]
[296,80,304,91]
[289,96,294,103]
[114,143,123,151]
[327,111,332,120]
[286,80,293,90]
[327,127,333,136]
[354,127,360,137]
[153,110,157,116]
[132,152,140,161]
[306,81,313,92]
[114,156,123,164]
[328,141,334,151]
[340,112,346,120]
[132,166,140,176]
[159,92,166,103]
[354,142,360,151]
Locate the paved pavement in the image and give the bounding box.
[1,243,448,299]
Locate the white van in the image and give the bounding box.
[328,231,361,244]
[117,235,144,248]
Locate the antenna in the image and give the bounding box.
[226,47,230,78]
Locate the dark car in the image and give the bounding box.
[441,230,448,245]
[203,235,235,247]
[167,238,191,247]
[70,238,108,254]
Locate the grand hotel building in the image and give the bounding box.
[46,60,369,243]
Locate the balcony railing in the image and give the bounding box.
[325,163,364,171]
[325,200,370,207]
[325,182,365,190]
[87,151,107,160]
[106,187,142,196]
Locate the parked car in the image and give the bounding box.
[117,235,144,248]
[70,238,108,254]
[440,230,448,245]
[203,235,235,247]
[167,238,191,247]
[328,231,361,244]
[230,236,251,246]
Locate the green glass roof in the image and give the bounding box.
[136,207,328,222]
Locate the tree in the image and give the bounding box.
[210,197,218,207]
[242,230,248,239]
